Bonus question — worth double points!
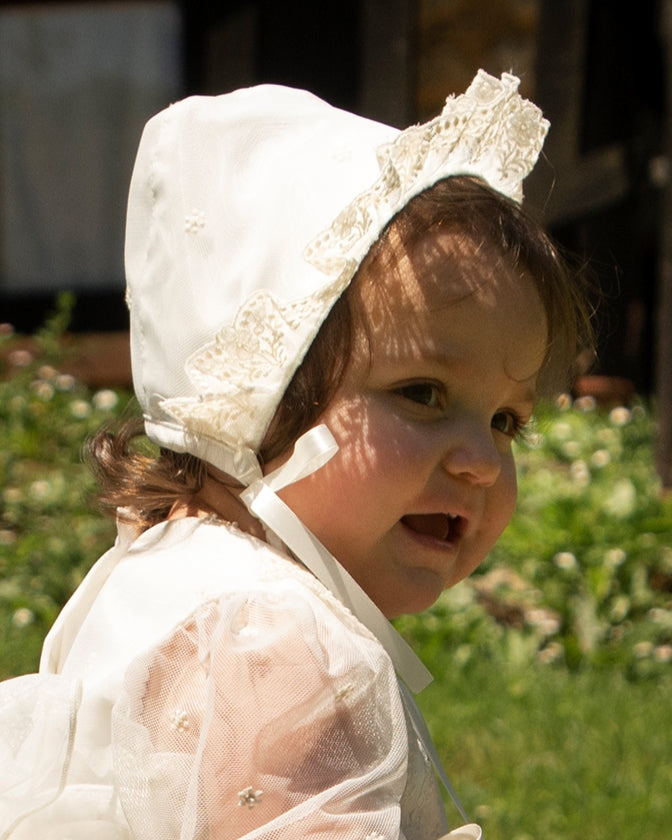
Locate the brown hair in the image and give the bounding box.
[88,175,593,529]
[361,176,593,395]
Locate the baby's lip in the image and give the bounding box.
[401,512,466,543]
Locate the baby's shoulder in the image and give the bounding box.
[117,518,399,726]
[123,516,378,647]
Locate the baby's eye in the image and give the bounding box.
[394,382,442,408]
[491,410,524,438]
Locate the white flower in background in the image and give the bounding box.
[604,548,627,568]
[12,608,34,628]
[590,448,611,468]
[526,608,561,637]
[552,421,572,440]
[37,365,58,380]
[555,393,572,410]
[654,645,672,663]
[633,641,653,658]
[570,459,591,486]
[648,607,672,627]
[574,395,597,412]
[597,427,618,444]
[70,399,92,419]
[561,440,581,458]
[525,430,545,449]
[538,642,564,664]
[8,349,33,367]
[602,478,636,518]
[56,374,77,391]
[609,406,631,426]
[29,479,50,500]
[30,380,55,401]
[93,389,119,411]
[554,551,577,570]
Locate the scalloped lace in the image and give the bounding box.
[160,277,351,454]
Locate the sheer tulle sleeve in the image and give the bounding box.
[111,583,410,840]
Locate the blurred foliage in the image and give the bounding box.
[1,295,122,675]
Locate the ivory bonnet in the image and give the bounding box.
[125,71,549,485]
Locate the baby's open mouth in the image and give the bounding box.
[401,513,464,542]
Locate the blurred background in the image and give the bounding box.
[1,6,671,837]
[1,0,671,489]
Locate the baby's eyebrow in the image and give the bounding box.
[413,346,542,401]
[501,378,540,405]
[517,386,539,410]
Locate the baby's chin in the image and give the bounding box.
[385,562,489,618]
[379,572,446,619]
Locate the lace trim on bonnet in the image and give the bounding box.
[152,71,548,483]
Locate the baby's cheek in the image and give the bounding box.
[494,457,519,530]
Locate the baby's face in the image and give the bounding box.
[268,229,548,618]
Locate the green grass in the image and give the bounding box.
[1,296,671,839]
[416,661,671,840]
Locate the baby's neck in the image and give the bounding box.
[168,472,267,542]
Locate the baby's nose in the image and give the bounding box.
[440,424,502,487]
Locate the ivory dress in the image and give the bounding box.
[0,516,448,840]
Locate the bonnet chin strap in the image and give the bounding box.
[240,424,432,693]
[239,424,472,826]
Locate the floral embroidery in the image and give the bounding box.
[184,209,206,234]
[335,683,354,702]
[160,279,349,451]
[169,708,191,732]
[238,786,263,809]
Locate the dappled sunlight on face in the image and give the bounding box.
[358,225,548,386]
[322,228,548,482]
[268,226,549,617]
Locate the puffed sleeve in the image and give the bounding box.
[111,582,410,840]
